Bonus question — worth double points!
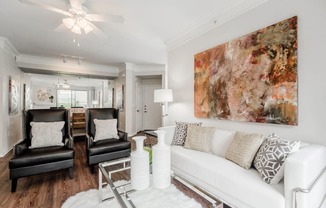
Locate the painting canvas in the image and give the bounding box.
[9,76,19,115]
[194,16,298,125]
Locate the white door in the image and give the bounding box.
[143,85,161,130]
[136,82,143,132]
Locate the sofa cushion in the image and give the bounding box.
[9,146,73,169]
[89,139,131,156]
[171,121,202,146]
[94,119,119,141]
[254,134,300,184]
[30,121,65,149]
[211,129,236,158]
[171,146,285,208]
[225,131,264,169]
[184,126,215,153]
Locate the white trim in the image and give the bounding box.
[0,138,23,158]
[0,36,19,58]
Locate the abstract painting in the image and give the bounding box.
[194,16,298,125]
[9,76,19,115]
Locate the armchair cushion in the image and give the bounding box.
[9,146,74,169]
[88,139,131,156]
[94,119,119,141]
[30,121,65,149]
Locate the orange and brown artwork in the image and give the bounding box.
[194,16,298,125]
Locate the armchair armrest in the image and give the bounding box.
[284,144,326,208]
[118,130,128,142]
[14,139,29,156]
[86,133,94,149]
[64,135,74,149]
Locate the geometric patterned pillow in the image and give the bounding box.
[253,133,300,184]
[171,121,202,146]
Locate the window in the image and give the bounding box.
[57,90,88,108]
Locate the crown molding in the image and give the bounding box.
[0,36,19,58]
[165,0,269,50]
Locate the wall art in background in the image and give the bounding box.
[9,76,19,115]
[194,16,298,125]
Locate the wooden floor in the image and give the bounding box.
[0,135,227,208]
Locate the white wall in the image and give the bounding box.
[167,0,326,146]
[0,38,23,156]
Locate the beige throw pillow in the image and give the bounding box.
[94,119,119,141]
[225,131,264,169]
[30,121,65,149]
[184,126,215,153]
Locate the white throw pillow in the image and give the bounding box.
[254,133,300,184]
[211,129,236,158]
[184,126,215,153]
[94,119,119,141]
[30,121,65,149]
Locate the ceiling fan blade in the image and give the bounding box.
[54,24,67,32]
[87,21,106,39]
[18,0,73,17]
[107,15,125,24]
[69,0,82,11]
[85,14,107,22]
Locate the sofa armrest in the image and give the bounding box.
[64,135,74,149]
[158,125,175,145]
[284,144,326,208]
[118,130,128,142]
[14,140,29,156]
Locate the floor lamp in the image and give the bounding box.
[154,89,173,118]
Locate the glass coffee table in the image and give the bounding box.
[98,157,223,208]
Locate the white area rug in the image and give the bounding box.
[62,183,202,208]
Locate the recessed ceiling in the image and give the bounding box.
[0,0,267,66]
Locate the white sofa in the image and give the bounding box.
[159,126,326,208]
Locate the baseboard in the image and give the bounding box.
[0,139,23,158]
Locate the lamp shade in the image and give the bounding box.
[154,89,173,103]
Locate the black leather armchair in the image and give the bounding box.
[9,109,74,192]
[86,108,130,173]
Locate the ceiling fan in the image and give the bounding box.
[18,0,124,38]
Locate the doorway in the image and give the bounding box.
[143,85,161,130]
[136,76,162,132]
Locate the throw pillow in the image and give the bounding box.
[171,121,202,146]
[30,121,65,149]
[184,126,215,153]
[94,119,119,141]
[225,131,264,169]
[253,134,300,184]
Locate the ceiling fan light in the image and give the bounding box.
[71,25,81,34]
[63,18,75,29]
[83,24,93,34]
[77,18,87,28]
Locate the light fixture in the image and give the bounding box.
[62,17,93,35]
[63,18,75,29]
[154,89,173,117]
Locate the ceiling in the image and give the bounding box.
[0,0,267,67]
